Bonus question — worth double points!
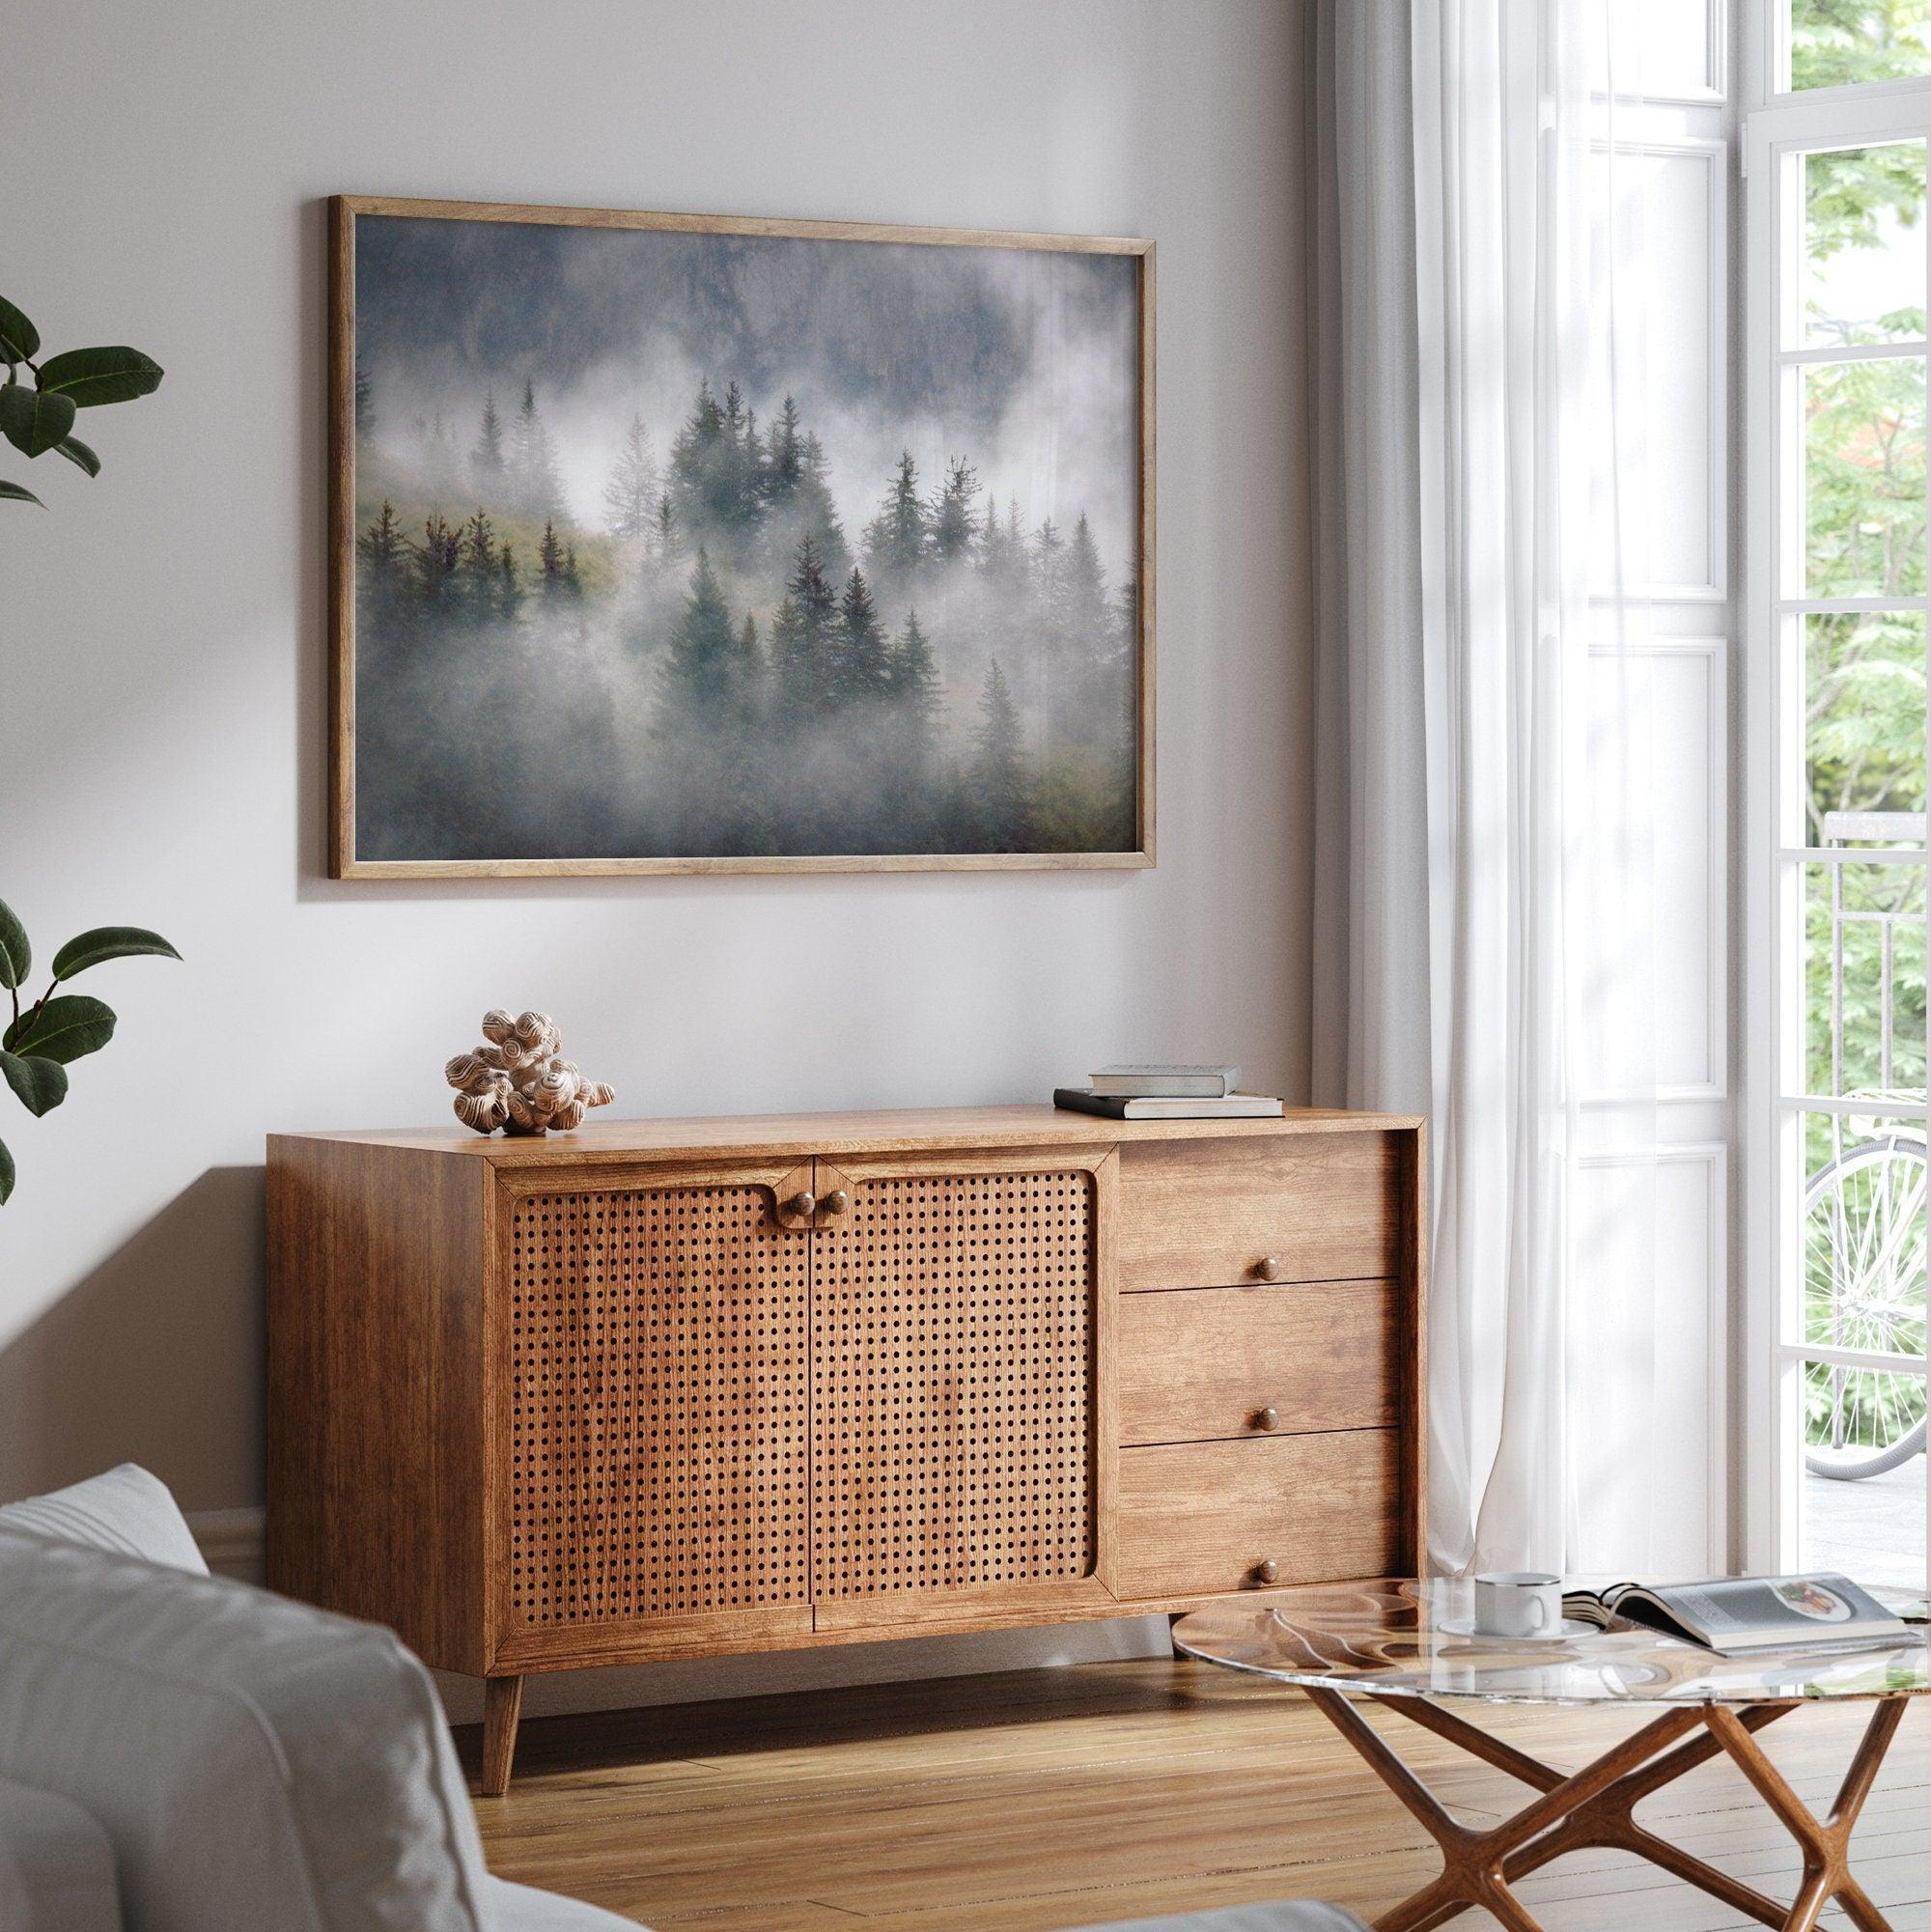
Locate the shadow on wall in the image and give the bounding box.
[0,1166,265,1510]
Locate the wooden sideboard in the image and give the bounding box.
[266,1105,1425,1791]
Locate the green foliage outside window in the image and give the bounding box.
[1792,3,1931,1454]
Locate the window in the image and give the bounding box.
[1749,0,1931,1598]
[1783,1,1931,93]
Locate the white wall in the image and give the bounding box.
[1,0,1313,1714]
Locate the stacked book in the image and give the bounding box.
[1053,1065,1285,1120]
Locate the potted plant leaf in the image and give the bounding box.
[2,292,162,505]
[3,290,174,1201]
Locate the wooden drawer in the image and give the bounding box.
[1119,1280,1396,1445]
[1115,1431,1401,1598]
[1117,1133,1402,1291]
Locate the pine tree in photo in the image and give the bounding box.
[563,545,583,597]
[459,510,498,616]
[742,403,766,506]
[876,607,944,850]
[971,657,1030,850]
[1111,572,1139,745]
[977,490,1006,576]
[766,395,805,497]
[658,547,741,729]
[538,518,568,597]
[862,450,927,581]
[496,541,523,623]
[721,381,752,517]
[738,611,765,683]
[929,457,980,562]
[763,423,852,583]
[1059,511,1117,744]
[415,512,461,610]
[653,490,683,576]
[1063,514,1109,642]
[602,414,658,542]
[838,566,892,703]
[887,610,942,752]
[1029,515,1071,742]
[1033,517,1067,605]
[357,498,407,572]
[354,358,374,437]
[669,378,762,548]
[471,389,505,487]
[510,380,568,523]
[770,535,841,717]
[356,499,411,639]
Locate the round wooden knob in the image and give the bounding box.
[1254,1557,1279,1585]
[1255,1406,1279,1432]
[1255,1255,1281,1281]
[787,1190,816,1219]
[821,1189,850,1217]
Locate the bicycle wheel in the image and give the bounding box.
[1802,1134,1929,1481]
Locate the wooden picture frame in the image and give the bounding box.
[328,195,1156,878]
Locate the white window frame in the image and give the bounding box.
[1743,4,1931,1592]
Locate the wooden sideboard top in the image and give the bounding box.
[268,1102,1425,1166]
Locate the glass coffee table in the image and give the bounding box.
[1173,1579,1930,1932]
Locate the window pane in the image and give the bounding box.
[1791,0,1931,91]
[1804,860,1927,1096]
[1799,1376,1927,1590]
[1803,145,1927,349]
[1805,613,1927,837]
[1802,1128,1928,1355]
[1804,356,1926,598]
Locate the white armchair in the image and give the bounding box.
[0,1467,1360,1932]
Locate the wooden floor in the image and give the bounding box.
[463,1659,1931,1932]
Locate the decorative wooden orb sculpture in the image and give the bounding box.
[444,1009,614,1135]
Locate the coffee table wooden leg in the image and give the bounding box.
[1301,1688,1702,1932]
[1703,1699,1907,1932]
[1301,1688,1911,1932]
[1501,1701,1801,1928]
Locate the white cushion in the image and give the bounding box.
[0,1463,208,1575]
[0,1524,491,1931]
[0,1774,122,1932]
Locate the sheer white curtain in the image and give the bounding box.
[1310,0,1662,1576]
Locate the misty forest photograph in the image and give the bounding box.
[336,206,1149,870]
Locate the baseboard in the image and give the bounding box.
[189,1504,1173,1722]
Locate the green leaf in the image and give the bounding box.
[0,479,44,507]
[0,296,39,364]
[0,900,28,990]
[1,1050,68,1117]
[0,382,77,459]
[53,434,99,478]
[36,347,164,409]
[5,994,116,1064]
[50,926,181,980]
[0,1134,14,1205]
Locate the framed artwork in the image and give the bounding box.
[327,195,1155,878]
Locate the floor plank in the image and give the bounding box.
[463,1659,1930,1930]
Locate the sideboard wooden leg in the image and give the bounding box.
[482,1674,524,1797]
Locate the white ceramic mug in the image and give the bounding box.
[1471,1571,1563,1639]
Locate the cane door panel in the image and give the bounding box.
[496,1166,813,1656]
[807,1150,1117,1624]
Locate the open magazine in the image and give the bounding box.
[1563,1574,1918,1658]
